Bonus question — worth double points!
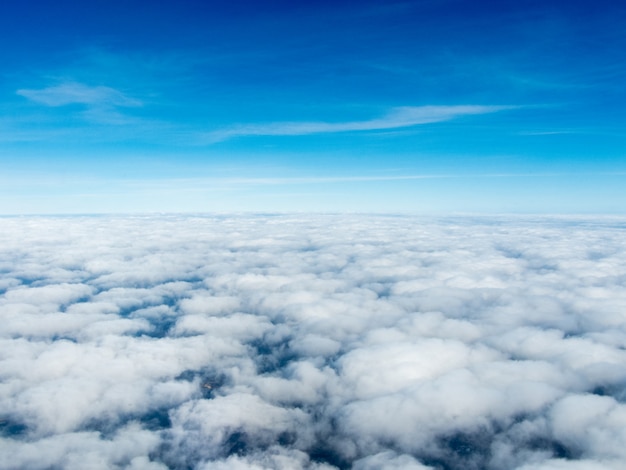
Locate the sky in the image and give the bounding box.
[1,0,625,213]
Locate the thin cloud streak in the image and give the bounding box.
[116,171,626,190]
[17,82,142,108]
[4,171,625,192]
[206,105,518,142]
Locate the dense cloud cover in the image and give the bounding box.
[1,214,626,469]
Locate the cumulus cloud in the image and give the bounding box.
[1,214,626,469]
[207,105,515,141]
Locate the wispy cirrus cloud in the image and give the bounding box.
[206,105,517,142]
[17,82,142,108]
[16,81,143,126]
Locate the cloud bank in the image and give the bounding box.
[1,214,626,469]
[207,105,514,141]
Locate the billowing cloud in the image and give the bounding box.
[1,214,626,469]
[207,105,516,141]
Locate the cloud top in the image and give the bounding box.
[1,214,626,469]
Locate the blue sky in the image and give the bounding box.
[1,0,625,213]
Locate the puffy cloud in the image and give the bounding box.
[549,394,626,461]
[353,451,435,469]
[1,214,626,469]
[0,423,166,470]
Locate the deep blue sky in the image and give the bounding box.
[1,0,625,213]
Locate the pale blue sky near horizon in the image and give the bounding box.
[1,0,625,214]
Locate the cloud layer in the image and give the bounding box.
[1,214,626,469]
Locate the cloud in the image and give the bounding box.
[1,214,626,469]
[0,424,167,470]
[16,82,141,108]
[15,81,143,126]
[206,105,516,141]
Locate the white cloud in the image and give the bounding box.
[206,105,516,141]
[17,82,141,108]
[353,451,436,469]
[0,424,166,470]
[15,81,143,126]
[1,214,626,469]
